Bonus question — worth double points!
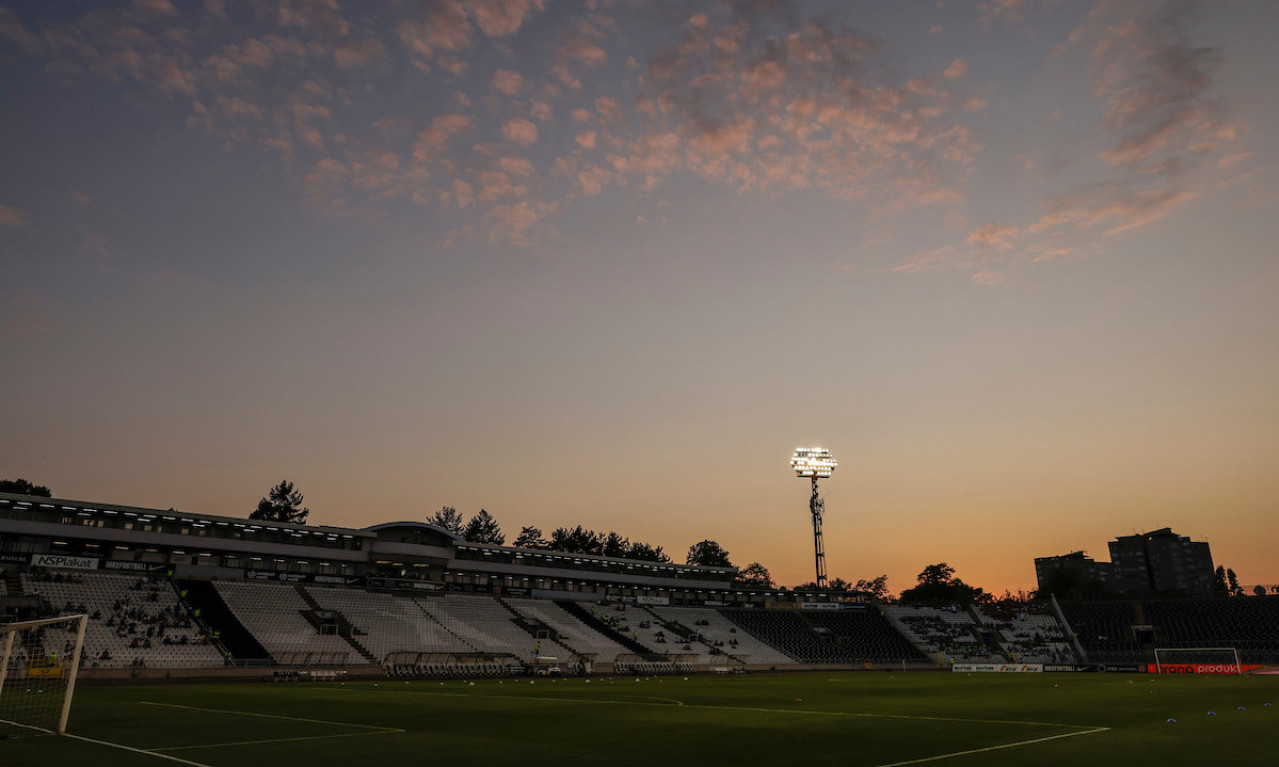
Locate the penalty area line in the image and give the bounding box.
[136,701,404,753]
[61,733,214,767]
[871,726,1112,767]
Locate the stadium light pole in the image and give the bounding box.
[791,447,837,589]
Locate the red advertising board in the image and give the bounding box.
[1148,664,1264,674]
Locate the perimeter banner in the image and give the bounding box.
[1148,664,1264,674]
[952,663,1043,672]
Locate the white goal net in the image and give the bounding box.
[0,614,87,737]
[1152,646,1243,674]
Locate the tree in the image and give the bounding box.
[427,506,464,535]
[1254,585,1267,597]
[250,480,309,524]
[549,525,603,555]
[686,539,732,567]
[854,574,891,601]
[1227,568,1243,597]
[626,541,670,563]
[0,478,52,497]
[917,562,956,586]
[602,532,630,558]
[513,525,548,549]
[899,562,990,605]
[1213,565,1229,596]
[463,509,505,545]
[735,562,774,589]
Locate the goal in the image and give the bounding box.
[1152,646,1243,674]
[0,614,88,737]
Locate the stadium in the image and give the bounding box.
[2,488,1276,766]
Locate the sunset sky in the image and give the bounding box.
[3,0,1277,594]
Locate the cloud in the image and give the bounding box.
[278,0,349,40]
[966,223,1019,250]
[943,59,967,79]
[3,295,52,338]
[0,7,42,53]
[0,204,27,228]
[491,68,523,95]
[501,117,538,145]
[467,0,547,38]
[334,38,387,68]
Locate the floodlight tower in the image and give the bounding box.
[791,447,837,589]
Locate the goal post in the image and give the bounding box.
[1153,646,1242,674]
[0,614,88,737]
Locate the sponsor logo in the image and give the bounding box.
[312,575,361,585]
[953,663,1043,673]
[104,561,164,572]
[1151,663,1262,675]
[635,595,670,606]
[800,602,841,610]
[31,553,99,570]
[246,570,307,582]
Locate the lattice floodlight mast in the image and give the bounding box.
[791,447,837,588]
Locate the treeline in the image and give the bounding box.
[426,506,674,563]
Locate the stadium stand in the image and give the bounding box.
[214,581,354,664]
[505,597,629,661]
[1142,597,1279,664]
[882,605,1001,662]
[1056,601,1145,663]
[975,603,1076,663]
[418,594,573,663]
[20,570,223,669]
[303,586,471,662]
[646,605,793,666]
[802,608,926,663]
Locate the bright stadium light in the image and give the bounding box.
[791,447,836,588]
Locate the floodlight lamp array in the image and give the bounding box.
[791,447,837,478]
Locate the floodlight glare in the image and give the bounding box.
[791,447,837,478]
[791,446,837,588]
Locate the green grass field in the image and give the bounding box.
[4,672,1276,767]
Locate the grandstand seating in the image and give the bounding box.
[1143,597,1279,664]
[882,605,1002,662]
[303,586,471,662]
[416,594,573,663]
[20,570,224,669]
[214,581,353,664]
[975,604,1076,664]
[1056,601,1144,663]
[505,598,629,661]
[802,609,926,663]
[721,609,855,662]
[644,606,793,666]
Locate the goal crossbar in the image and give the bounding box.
[1152,646,1242,674]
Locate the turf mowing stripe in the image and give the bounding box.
[869,726,1112,767]
[61,732,214,767]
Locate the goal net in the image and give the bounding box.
[0,614,87,737]
[1152,646,1242,674]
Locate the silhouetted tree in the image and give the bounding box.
[602,532,630,558]
[1254,585,1267,597]
[463,509,504,545]
[735,562,774,589]
[1227,568,1243,597]
[854,574,891,601]
[900,562,990,605]
[549,526,603,555]
[250,480,309,524]
[626,541,670,563]
[513,525,548,549]
[0,478,52,497]
[686,540,732,567]
[427,506,464,535]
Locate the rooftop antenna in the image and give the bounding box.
[790,447,837,589]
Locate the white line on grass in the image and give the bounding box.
[137,701,404,752]
[870,726,1112,767]
[61,733,215,767]
[365,687,1104,730]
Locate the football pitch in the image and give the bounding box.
[5,672,1276,767]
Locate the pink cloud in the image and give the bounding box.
[334,38,387,68]
[467,0,547,38]
[491,68,523,95]
[575,131,597,150]
[501,117,538,145]
[278,0,349,39]
[966,223,1019,250]
[398,0,471,62]
[943,59,967,79]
